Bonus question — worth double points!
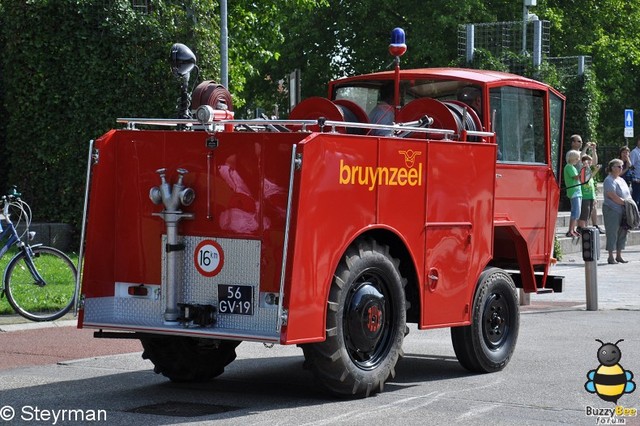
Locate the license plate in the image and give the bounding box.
[218,285,254,315]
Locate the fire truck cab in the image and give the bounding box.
[78,42,565,397]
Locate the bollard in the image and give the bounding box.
[581,227,599,311]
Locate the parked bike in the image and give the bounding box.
[0,187,77,321]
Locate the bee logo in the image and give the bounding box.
[585,339,636,404]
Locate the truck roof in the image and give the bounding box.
[331,67,543,86]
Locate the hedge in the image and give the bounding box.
[0,0,219,231]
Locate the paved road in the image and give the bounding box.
[0,247,639,425]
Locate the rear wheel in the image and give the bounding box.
[4,246,77,322]
[302,238,406,397]
[451,268,519,373]
[140,335,240,382]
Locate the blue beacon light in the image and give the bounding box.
[389,28,407,57]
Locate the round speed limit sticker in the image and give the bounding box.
[194,239,225,277]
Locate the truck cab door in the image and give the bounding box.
[492,85,562,267]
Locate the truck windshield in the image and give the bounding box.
[333,79,481,116]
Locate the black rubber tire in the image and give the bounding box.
[302,238,406,397]
[140,335,240,382]
[4,246,77,322]
[451,268,519,373]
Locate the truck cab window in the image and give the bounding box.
[491,86,546,164]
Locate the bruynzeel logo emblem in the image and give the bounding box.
[398,149,421,168]
[339,150,423,191]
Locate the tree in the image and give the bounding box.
[241,0,524,116]
[0,0,319,227]
[538,0,640,147]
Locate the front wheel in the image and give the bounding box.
[302,238,406,397]
[451,268,519,373]
[4,246,77,322]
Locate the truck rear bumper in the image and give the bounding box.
[80,296,281,343]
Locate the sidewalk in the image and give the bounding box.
[529,244,640,311]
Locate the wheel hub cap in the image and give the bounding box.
[484,293,508,348]
[346,283,385,353]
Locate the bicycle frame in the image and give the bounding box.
[0,220,20,259]
[0,218,47,292]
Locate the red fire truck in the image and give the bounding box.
[77,36,565,397]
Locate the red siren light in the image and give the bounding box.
[389,27,407,57]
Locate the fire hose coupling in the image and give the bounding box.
[148,167,195,324]
[149,167,195,211]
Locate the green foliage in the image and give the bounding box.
[562,70,601,143]
[240,0,513,117]
[539,0,640,149]
[0,0,220,228]
[553,235,562,261]
[2,0,640,229]
[0,0,323,229]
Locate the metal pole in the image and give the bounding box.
[466,24,475,64]
[532,20,542,68]
[583,226,599,311]
[220,0,229,88]
[585,261,598,311]
[522,4,528,54]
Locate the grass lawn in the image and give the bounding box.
[0,248,78,316]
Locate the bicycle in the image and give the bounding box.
[0,186,77,321]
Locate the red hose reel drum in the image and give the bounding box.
[289,97,369,134]
[397,98,459,140]
[289,97,345,132]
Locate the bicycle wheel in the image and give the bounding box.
[4,246,77,322]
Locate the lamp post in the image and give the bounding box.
[221,0,228,88]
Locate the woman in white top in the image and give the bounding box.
[602,158,632,264]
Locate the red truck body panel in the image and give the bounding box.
[79,67,564,347]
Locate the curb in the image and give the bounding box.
[0,319,77,333]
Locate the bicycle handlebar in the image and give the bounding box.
[8,185,21,198]
[1,187,30,227]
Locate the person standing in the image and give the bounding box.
[602,159,632,264]
[578,154,599,231]
[569,135,603,232]
[564,150,582,237]
[619,145,634,186]
[569,134,590,157]
[630,136,640,207]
